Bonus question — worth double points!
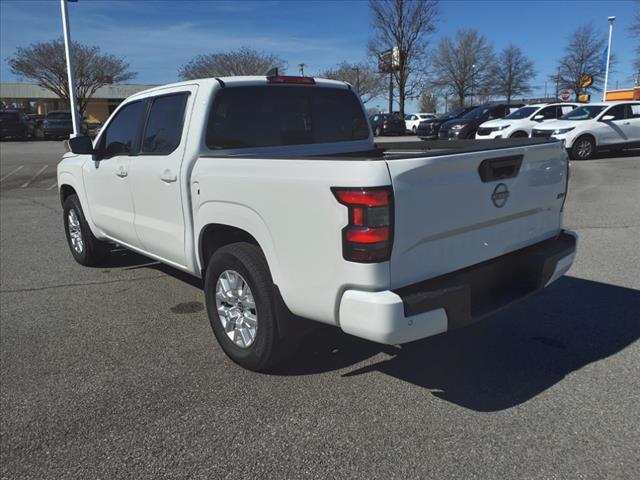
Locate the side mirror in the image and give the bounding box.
[601,115,615,122]
[69,135,95,155]
[533,114,544,121]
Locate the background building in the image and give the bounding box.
[0,83,157,124]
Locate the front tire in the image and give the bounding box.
[374,126,382,137]
[570,135,595,160]
[510,131,528,138]
[63,194,109,266]
[412,126,417,134]
[204,242,295,371]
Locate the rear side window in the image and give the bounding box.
[206,86,369,149]
[629,104,640,118]
[142,93,188,154]
[102,101,145,158]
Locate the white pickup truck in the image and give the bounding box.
[58,75,577,371]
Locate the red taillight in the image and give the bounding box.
[267,76,316,85]
[332,187,393,263]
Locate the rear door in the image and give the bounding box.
[127,88,194,266]
[385,142,567,287]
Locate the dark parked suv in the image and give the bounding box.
[369,113,406,136]
[0,109,36,140]
[42,110,88,139]
[438,103,524,140]
[416,106,476,140]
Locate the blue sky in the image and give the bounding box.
[1,0,637,111]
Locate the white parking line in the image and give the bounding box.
[47,182,58,190]
[0,165,24,183]
[20,165,48,188]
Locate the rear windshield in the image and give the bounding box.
[46,112,71,120]
[206,86,369,149]
[560,105,606,120]
[506,106,538,119]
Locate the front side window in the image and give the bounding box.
[101,101,145,157]
[142,93,188,154]
[206,86,369,149]
[628,104,640,118]
[605,105,626,120]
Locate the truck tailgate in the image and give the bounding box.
[386,142,568,288]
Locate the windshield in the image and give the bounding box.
[440,107,468,120]
[560,105,606,120]
[506,106,538,119]
[46,112,71,120]
[206,86,369,149]
[462,106,491,120]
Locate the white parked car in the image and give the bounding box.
[531,101,640,160]
[405,113,436,134]
[57,75,577,371]
[476,103,578,139]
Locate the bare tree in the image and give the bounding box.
[490,45,535,103]
[320,61,385,104]
[368,0,439,116]
[554,23,607,99]
[430,29,494,107]
[179,47,286,79]
[7,38,135,115]
[418,92,437,112]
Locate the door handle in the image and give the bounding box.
[160,169,177,183]
[116,166,128,177]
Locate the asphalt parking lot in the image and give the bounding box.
[1,139,639,479]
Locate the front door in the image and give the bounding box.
[83,100,146,248]
[127,89,194,267]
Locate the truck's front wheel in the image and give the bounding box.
[63,194,108,266]
[204,242,294,371]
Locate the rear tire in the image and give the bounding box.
[375,126,382,137]
[510,131,528,138]
[204,242,296,371]
[63,194,109,266]
[570,135,595,160]
[412,126,417,134]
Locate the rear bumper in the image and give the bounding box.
[339,230,577,344]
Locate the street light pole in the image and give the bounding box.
[298,63,306,76]
[602,16,615,102]
[60,0,80,138]
[351,67,360,94]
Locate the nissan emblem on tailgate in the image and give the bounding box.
[491,183,509,208]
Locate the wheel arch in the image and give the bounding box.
[195,202,281,286]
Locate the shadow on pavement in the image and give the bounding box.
[100,247,640,412]
[270,276,640,412]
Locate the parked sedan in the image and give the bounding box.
[0,109,36,140]
[42,111,88,139]
[416,106,476,140]
[439,103,524,140]
[370,113,406,136]
[404,113,436,134]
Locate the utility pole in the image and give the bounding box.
[60,0,80,138]
[471,64,476,105]
[351,67,360,94]
[298,63,306,76]
[602,16,615,101]
[388,72,393,113]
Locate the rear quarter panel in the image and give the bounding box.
[192,157,392,325]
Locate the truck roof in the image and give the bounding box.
[128,76,352,100]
